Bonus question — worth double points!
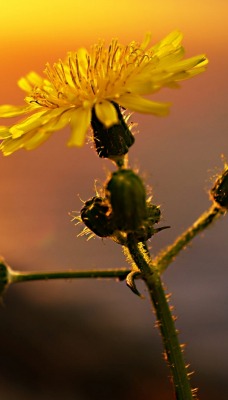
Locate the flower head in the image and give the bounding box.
[0,31,208,155]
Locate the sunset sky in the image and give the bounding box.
[0,1,227,399]
[1,0,227,91]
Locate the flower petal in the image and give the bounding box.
[18,72,44,92]
[118,94,170,116]
[45,109,72,131]
[75,48,89,77]
[166,55,208,74]
[23,130,53,150]
[0,126,10,139]
[140,32,151,51]
[9,110,50,138]
[152,31,183,53]
[0,132,50,155]
[9,107,70,138]
[1,109,74,154]
[68,107,91,147]
[151,46,185,69]
[95,101,119,128]
[0,105,34,118]
[0,136,26,155]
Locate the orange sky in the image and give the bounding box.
[0,3,227,392]
[0,0,226,107]
[0,0,227,269]
[1,0,227,43]
[0,1,227,101]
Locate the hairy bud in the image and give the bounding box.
[80,197,115,237]
[106,169,147,232]
[91,102,135,159]
[210,167,228,209]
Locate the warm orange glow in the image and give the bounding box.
[0,6,227,400]
[0,0,226,101]
[0,1,227,144]
[1,0,228,45]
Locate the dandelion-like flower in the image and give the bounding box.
[0,31,208,155]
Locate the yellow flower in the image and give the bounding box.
[0,31,208,155]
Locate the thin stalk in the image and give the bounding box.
[155,204,224,273]
[127,234,194,400]
[2,204,225,289]
[8,268,130,284]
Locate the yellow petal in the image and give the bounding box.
[1,132,46,155]
[68,107,91,147]
[18,72,44,92]
[46,109,72,131]
[0,126,10,139]
[0,105,33,118]
[118,94,170,116]
[18,78,32,92]
[154,31,183,51]
[9,110,48,138]
[126,70,176,94]
[1,109,74,154]
[75,48,89,76]
[125,78,156,95]
[25,109,76,149]
[151,46,185,69]
[166,55,208,73]
[0,136,25,155]
[24,130,53,150]
[95,101,118,128]
[9,107,70,138]
[140,32,151,51]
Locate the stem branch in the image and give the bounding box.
[155,204,224,273]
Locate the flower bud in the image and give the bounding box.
[91,102,135,159]
[106,169,147,232]
[146,203,161,225]
[80,196,115,237]
[134,203,167,241]
[210,167,228,209]
[134,223,155,242]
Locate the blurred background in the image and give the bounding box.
[0,0,227,399]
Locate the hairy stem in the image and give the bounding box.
[8,267,130,284]
[126,234,194,400]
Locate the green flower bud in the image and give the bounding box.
[80,196,115,237]
[210,167,228,209]
[106,169,147,232]
[91,102,135,159]
[134,223,155,242]
[134,203,161,241]
[146,203,161,225]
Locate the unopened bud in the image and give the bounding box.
[210,167,228,209]
[80,197,115,237]
[146,203,161,225]
[91,102,135,159]
[106,169,147,232]
[134,203,160,241]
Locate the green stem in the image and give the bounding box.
[8,268,130,284]
[2,204,225,288]
[127,234,194,400]
[155,204,224,273]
